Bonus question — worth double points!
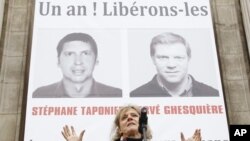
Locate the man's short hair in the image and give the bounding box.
[57,32,98,58]
[150,32,191,58]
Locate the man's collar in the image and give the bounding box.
[61,78,95,97]
[156,75,193,97]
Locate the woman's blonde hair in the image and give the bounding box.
[110,104,152,141]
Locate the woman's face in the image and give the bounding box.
[119,108,140,138]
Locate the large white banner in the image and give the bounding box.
[24,0,230,141]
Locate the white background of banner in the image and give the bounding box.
[24,0,230,141]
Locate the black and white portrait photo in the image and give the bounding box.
[31,30,122,98]
[128,29,221,97]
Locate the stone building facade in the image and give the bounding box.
[0,0,250,141]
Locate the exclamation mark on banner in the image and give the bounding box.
[93,2,97,16]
